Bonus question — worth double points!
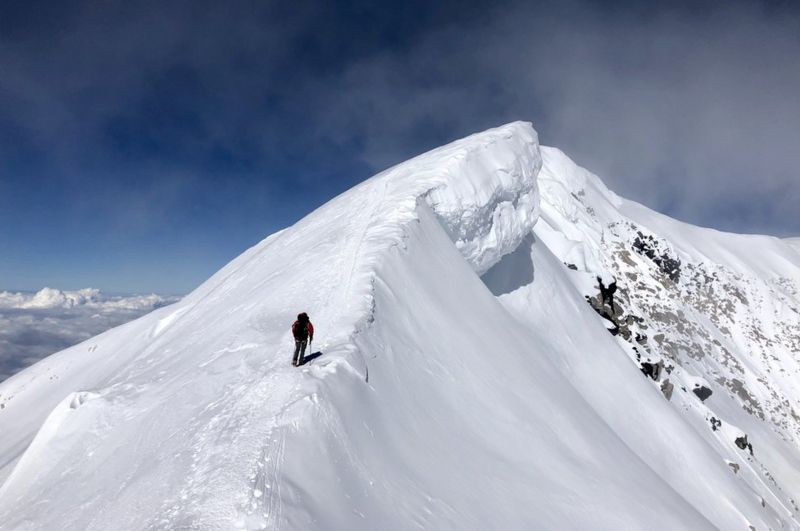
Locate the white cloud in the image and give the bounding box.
[0,288,179,382]
[306,1,800,236]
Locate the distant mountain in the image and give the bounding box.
[1,123,798,530]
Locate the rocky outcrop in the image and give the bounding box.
[693,386,713,402]
[641,361,664,381]
[661,379,674,401]
[632,232,681,283]
[735,435,754,455]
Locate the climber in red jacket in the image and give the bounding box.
[292,312,314,366]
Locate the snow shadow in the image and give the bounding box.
[480,233,536,297]
[300,351,323,365]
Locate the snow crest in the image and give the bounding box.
[423,130,541,274]
[1,122,798,530]
[0,123,545,530]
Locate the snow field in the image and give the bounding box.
[0,122,798,530]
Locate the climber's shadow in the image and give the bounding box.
[300,351,323,365]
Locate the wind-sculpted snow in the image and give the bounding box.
[0,122,797,530]
[0,123,545,529]
[424,136,541,274]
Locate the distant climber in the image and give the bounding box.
[597,276,618,313]
[607,281,617,311]
[292,312,314,367]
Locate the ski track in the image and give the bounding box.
[1,126,539,529]
[248,179,390,530]
[173,178,392,530]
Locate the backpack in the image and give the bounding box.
[292,320,309,340]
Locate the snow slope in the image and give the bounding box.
[1,122,799,530]
[534,146,800,523]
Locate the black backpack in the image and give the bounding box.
[292,320,308,340]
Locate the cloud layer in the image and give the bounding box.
[0,288,178,382]
[306,1,800,235]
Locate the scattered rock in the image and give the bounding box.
[708,416,722,431]
[640,360,663,381]
[735,435,754,455]
[693,385,713,402]
[632,232,681,282]
[660,379,674,400]
[565,263,578,270]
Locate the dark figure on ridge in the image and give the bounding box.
[597,276,618,313]
[292,312,314,367]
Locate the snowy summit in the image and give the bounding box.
[1,122,799,530]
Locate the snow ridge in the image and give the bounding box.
[1,122,799,530]
[0,123,543,529]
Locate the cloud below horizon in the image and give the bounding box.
[0,288,179,382]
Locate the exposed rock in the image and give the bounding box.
[693,385,713,402]
[727,461,740,474]
[640,360,663,381]
[584,281,645,344]
[632,232,681,282]
[597,276,618,310]
[660,379,674,401]
[709,417,722,431]
[715,377,765,420]
[735,435,754,455]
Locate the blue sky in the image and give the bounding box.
[2,0,799,294]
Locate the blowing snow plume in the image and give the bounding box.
[1,123,799,530]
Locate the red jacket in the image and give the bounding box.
[292,320,314,341]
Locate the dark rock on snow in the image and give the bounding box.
[693,385,713,402]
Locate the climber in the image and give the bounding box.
[597,276,618,312]
[291,312,314,366]
[607,280,617,311]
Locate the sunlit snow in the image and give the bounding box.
[0,123,798,530]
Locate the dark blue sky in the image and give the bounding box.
[2,0,798,294]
